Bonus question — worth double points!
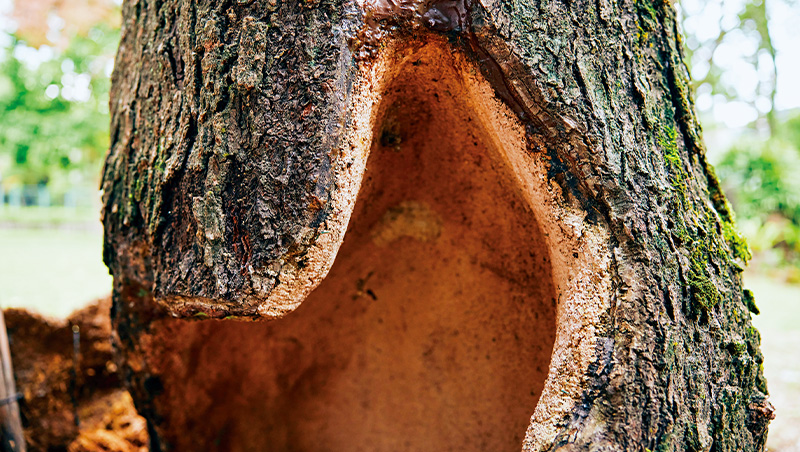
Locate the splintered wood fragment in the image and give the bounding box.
[0,310,26,452]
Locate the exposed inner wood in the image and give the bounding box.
[145,42,557,451]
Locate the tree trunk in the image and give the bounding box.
[102,0,774,450]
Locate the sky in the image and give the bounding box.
[764,0,800,111]
[680,0,800,129]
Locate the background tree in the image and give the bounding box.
[678,0,800,278]
[0,0,118,204]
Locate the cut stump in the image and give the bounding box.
[102,1,773,451]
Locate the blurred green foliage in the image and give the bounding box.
[715,115,800,273]
[0,22,118,199]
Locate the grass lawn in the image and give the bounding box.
[746,273,800,452]
[0,205,100,227]
[0,228,111,319]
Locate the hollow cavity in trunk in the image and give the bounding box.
[148,42,557,451]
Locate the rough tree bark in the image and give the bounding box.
[102,0,774,450]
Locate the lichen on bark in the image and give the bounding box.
[469,0,772,449]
